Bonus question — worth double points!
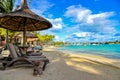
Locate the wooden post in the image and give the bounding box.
[23,18,27,46]
[21,0,29,9]
[6,29,9,44]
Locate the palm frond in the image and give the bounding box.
[0,0,15,13]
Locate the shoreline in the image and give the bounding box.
[43,46,120,69]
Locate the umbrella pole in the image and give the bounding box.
[21,0,29,9]
[23,29,26,46]
[23,18,27,46]
[6,29,9,44]
[22,30,27,54]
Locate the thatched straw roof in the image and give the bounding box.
[0,0,52,31]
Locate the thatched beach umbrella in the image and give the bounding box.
[0,0,52,46]
[14,32,38,45]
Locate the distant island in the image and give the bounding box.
[52,40,120,46]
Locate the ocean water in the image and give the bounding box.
[58,44,120,59]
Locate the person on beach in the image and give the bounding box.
[33,43,43,53]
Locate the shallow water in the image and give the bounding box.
[58,44,120,59]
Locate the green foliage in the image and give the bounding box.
[0,28,6,36]
[34,31,43,41]
[42,34,55,43]
[104,40,120,44]
[0,0,16,13]
[0,0,16,42]
[34,31,55,43]
[8,30,17,37]
[52,42,64,46]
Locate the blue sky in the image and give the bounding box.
[15,0,120,42]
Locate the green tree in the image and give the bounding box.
[34,31,55,44]
[42,34,55,43]
[0,0,16,13]
[0,28,6,36]
[0,0,16,43]
[34,31,43,42]
[53,42,64,46]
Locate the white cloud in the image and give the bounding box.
[86,12,114,24]
[30,0,54,15]
[65,32,93,42]
[64,5,117,34]
[48,18,63,30]
[40,17,64,36]
[31,9,43,15]
[54,35,60,41]
[65,32,117,42]
[65,5,114,24]
[73,32,93,37]
[65,5,91,23]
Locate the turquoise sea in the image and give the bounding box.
[58,44,120,59]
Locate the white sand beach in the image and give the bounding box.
[0,47,120,80]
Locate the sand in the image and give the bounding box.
[0,48,120,80]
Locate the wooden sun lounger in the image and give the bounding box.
[14,45,45,57]
[0,43,49,75]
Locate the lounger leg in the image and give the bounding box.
[5,59,18,67]
[1,57,12,70]
[6,58,32,67]
[33,61,43,76]
[42,61,47,71]
[42,59,49,71]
